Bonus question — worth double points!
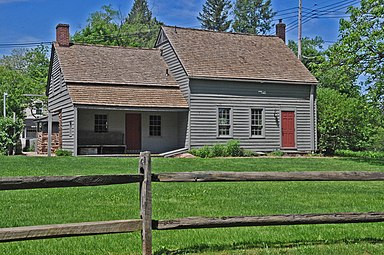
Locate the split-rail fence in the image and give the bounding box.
[1,151,384,254]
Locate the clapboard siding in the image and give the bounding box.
[189,80,314,152]
[157,40,190,148]
[157,41,190,102]
[48,50,75,153]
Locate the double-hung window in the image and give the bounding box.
[149,115,161,136]
[250,109,264,137]
[94,114,108,133]
[218,108,231,137]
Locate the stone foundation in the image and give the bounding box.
[37,132,60,154]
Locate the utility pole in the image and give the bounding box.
[298,0,302,60]
[3,92,7,118]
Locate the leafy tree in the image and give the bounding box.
[334,0,384,109]
[197,0,232,31]
[288,36,325,73]
[232,0,275,34]
[0,117,24,155]
[0,46,49,118]
[317,88,381,154]
[73,2,162,48]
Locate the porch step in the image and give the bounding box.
[159,148,188,158]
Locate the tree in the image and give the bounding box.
[288,37,360,97]
[232,0,275,34]
[0,46,49,118]
[317,88,381,154]
[0,117,24,155]
[73,2,162,48]
[127,0,152,24]
[72,5,121,46]
[334,0,384,109]
[197,0,232,31]
[288,36,325,73]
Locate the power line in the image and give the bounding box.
[0,42,51,48]
[286,0,358,33]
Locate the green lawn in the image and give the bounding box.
[0,156,383,254]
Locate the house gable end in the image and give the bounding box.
[155,28,169,47]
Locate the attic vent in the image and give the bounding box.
[165,69,169,76]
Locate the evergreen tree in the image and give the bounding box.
[127,0,153,24]
[232,0,275,35]
[197,0,232,31]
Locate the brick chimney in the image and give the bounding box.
[276,19,286,43]
[56,24,70,47]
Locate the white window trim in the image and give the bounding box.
[249,108,265,138]
[217,107,233,138]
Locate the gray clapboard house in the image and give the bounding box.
[47,23,317,156]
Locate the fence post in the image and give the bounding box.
[138,151,152,255]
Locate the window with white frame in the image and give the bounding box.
[251,109,264,137]
[94,114,108,133]
[218,108,231,137]
[149,115,161,136]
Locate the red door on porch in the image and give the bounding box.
[125,113,141,152]
[281,111,295,148]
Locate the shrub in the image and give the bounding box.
[225,140,244,157]
[335,150,384,160]
[189,140,252,158]
[268,150,285,157]
[0,117,24,155]
[55,149,72,156]
[209,143,227,157]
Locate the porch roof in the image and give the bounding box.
[67,83,188,109]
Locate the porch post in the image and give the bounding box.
[73,107,78,156]
[47,112,52,157]
[310,85,315,152]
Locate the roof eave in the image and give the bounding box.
[189,76,318,86]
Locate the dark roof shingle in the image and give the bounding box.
[162,26,317,84]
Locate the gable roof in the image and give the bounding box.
[160,26,317,84]
[53,43,178,86]
[52,43,188,109]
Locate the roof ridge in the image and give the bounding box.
[162,25,278,38]
[54,42,158,51]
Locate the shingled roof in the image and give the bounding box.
[161,26,317,84]
[53,43,187,108]
[66,83,188,108]
[54,43,178,86]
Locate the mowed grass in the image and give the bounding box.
[0,156,383,254]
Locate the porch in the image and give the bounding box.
[76,108,188,155]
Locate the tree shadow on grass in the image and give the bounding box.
[154,238,384,254]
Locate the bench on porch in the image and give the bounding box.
[77,131,126,155]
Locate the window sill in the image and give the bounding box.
[217,136,233,139]
[250,135,265,139]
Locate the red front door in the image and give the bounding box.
[281,111,295,148]
[125,113,141,151]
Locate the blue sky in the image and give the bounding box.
[0,0,358,56]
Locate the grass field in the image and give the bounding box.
[0,155,384,254]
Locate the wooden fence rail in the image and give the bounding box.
[0,174,143,190]
[0,152,383,255]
